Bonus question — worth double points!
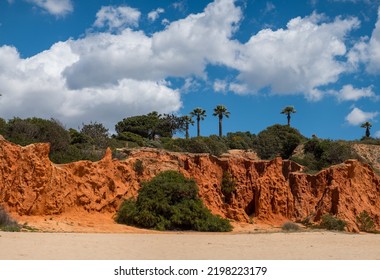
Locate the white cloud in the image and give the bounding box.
[93,6,141,31]
[148,8,165,22]
[150,0,242,77]
[27,0,73,16]
[348,8,380,74]
[233,12,360,100]
[0,0,242,129]
[213,80,228,92]
[375,131,380,138]
[62,0,358,102]
[161,18,170,26]
[182,78,200,92]
[333,84,377,101]
[65,0,242,90]
[0,42,181,130]
[229,83,250,95]
[63,30,155,89]
[345,107,379,125]
[365,8,380,73]
[172,1,186,12]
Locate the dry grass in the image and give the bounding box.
[0,206,21,232]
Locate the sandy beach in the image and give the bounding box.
[1,231,379,260]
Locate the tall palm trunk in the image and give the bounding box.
[185,123,189,139]
[197,117,200,137]
[219,116,223,137]
[287,113,291,126]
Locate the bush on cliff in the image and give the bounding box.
[116,170,232,232]
[221,171,237,203]
[253,124,305,159]
[163,136,228,156]
[292,138,359,172]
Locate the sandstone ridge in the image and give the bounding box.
[1,138,379,232]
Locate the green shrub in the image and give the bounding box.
[293,139,359,172]
[133,159,144,176]
[163,136,228,156]
[358,137,380,145]
[291,154,320,174]
[116,132,145,146]
[116,170,232,232]
[224,131,256,150]
[253,124,305,159]
[0,206,21,232]
[356,211,376,232]
[320,214,346,231]
[201,135,228,156]
[50,145,104,163]
[282,221,301,232]
[221,171,236,203]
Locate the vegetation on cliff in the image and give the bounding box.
[116,171,232,232]
[291,138,360,172]
[0,111,379,173]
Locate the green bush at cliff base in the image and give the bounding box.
[116,170,232,232]
[319,214,346,231]
[0,206,21,232]
[356,211,376,232]
[282,221,301,232]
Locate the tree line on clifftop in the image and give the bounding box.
[0,105,379,173]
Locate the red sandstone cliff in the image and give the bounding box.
[0,138,379,232]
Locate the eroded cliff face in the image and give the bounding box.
[1,138,379,232]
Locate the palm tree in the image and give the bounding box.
[361,121,372,138]
[281,106,296,126]
[190,107,206,137]
[182,115,194,139]
[213,105,230,137]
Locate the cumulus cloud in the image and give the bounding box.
[345,107,379,125]
[150,0,242,77]
[1,0,243,129]
[365,8,380,73]
[333,84,377,101]
[64,0,242,89]
[93,6,141,31]
[172,1,187,12]
[348,8,380,73]
[213,80,228,93]
[27,0,73,16]
[148,8,165,22]
[233,12,360,100]
[0,42,181,130]
[229,83,250,95]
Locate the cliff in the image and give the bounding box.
[1,138,379,232]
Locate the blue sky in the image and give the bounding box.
[1,0,380,139]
